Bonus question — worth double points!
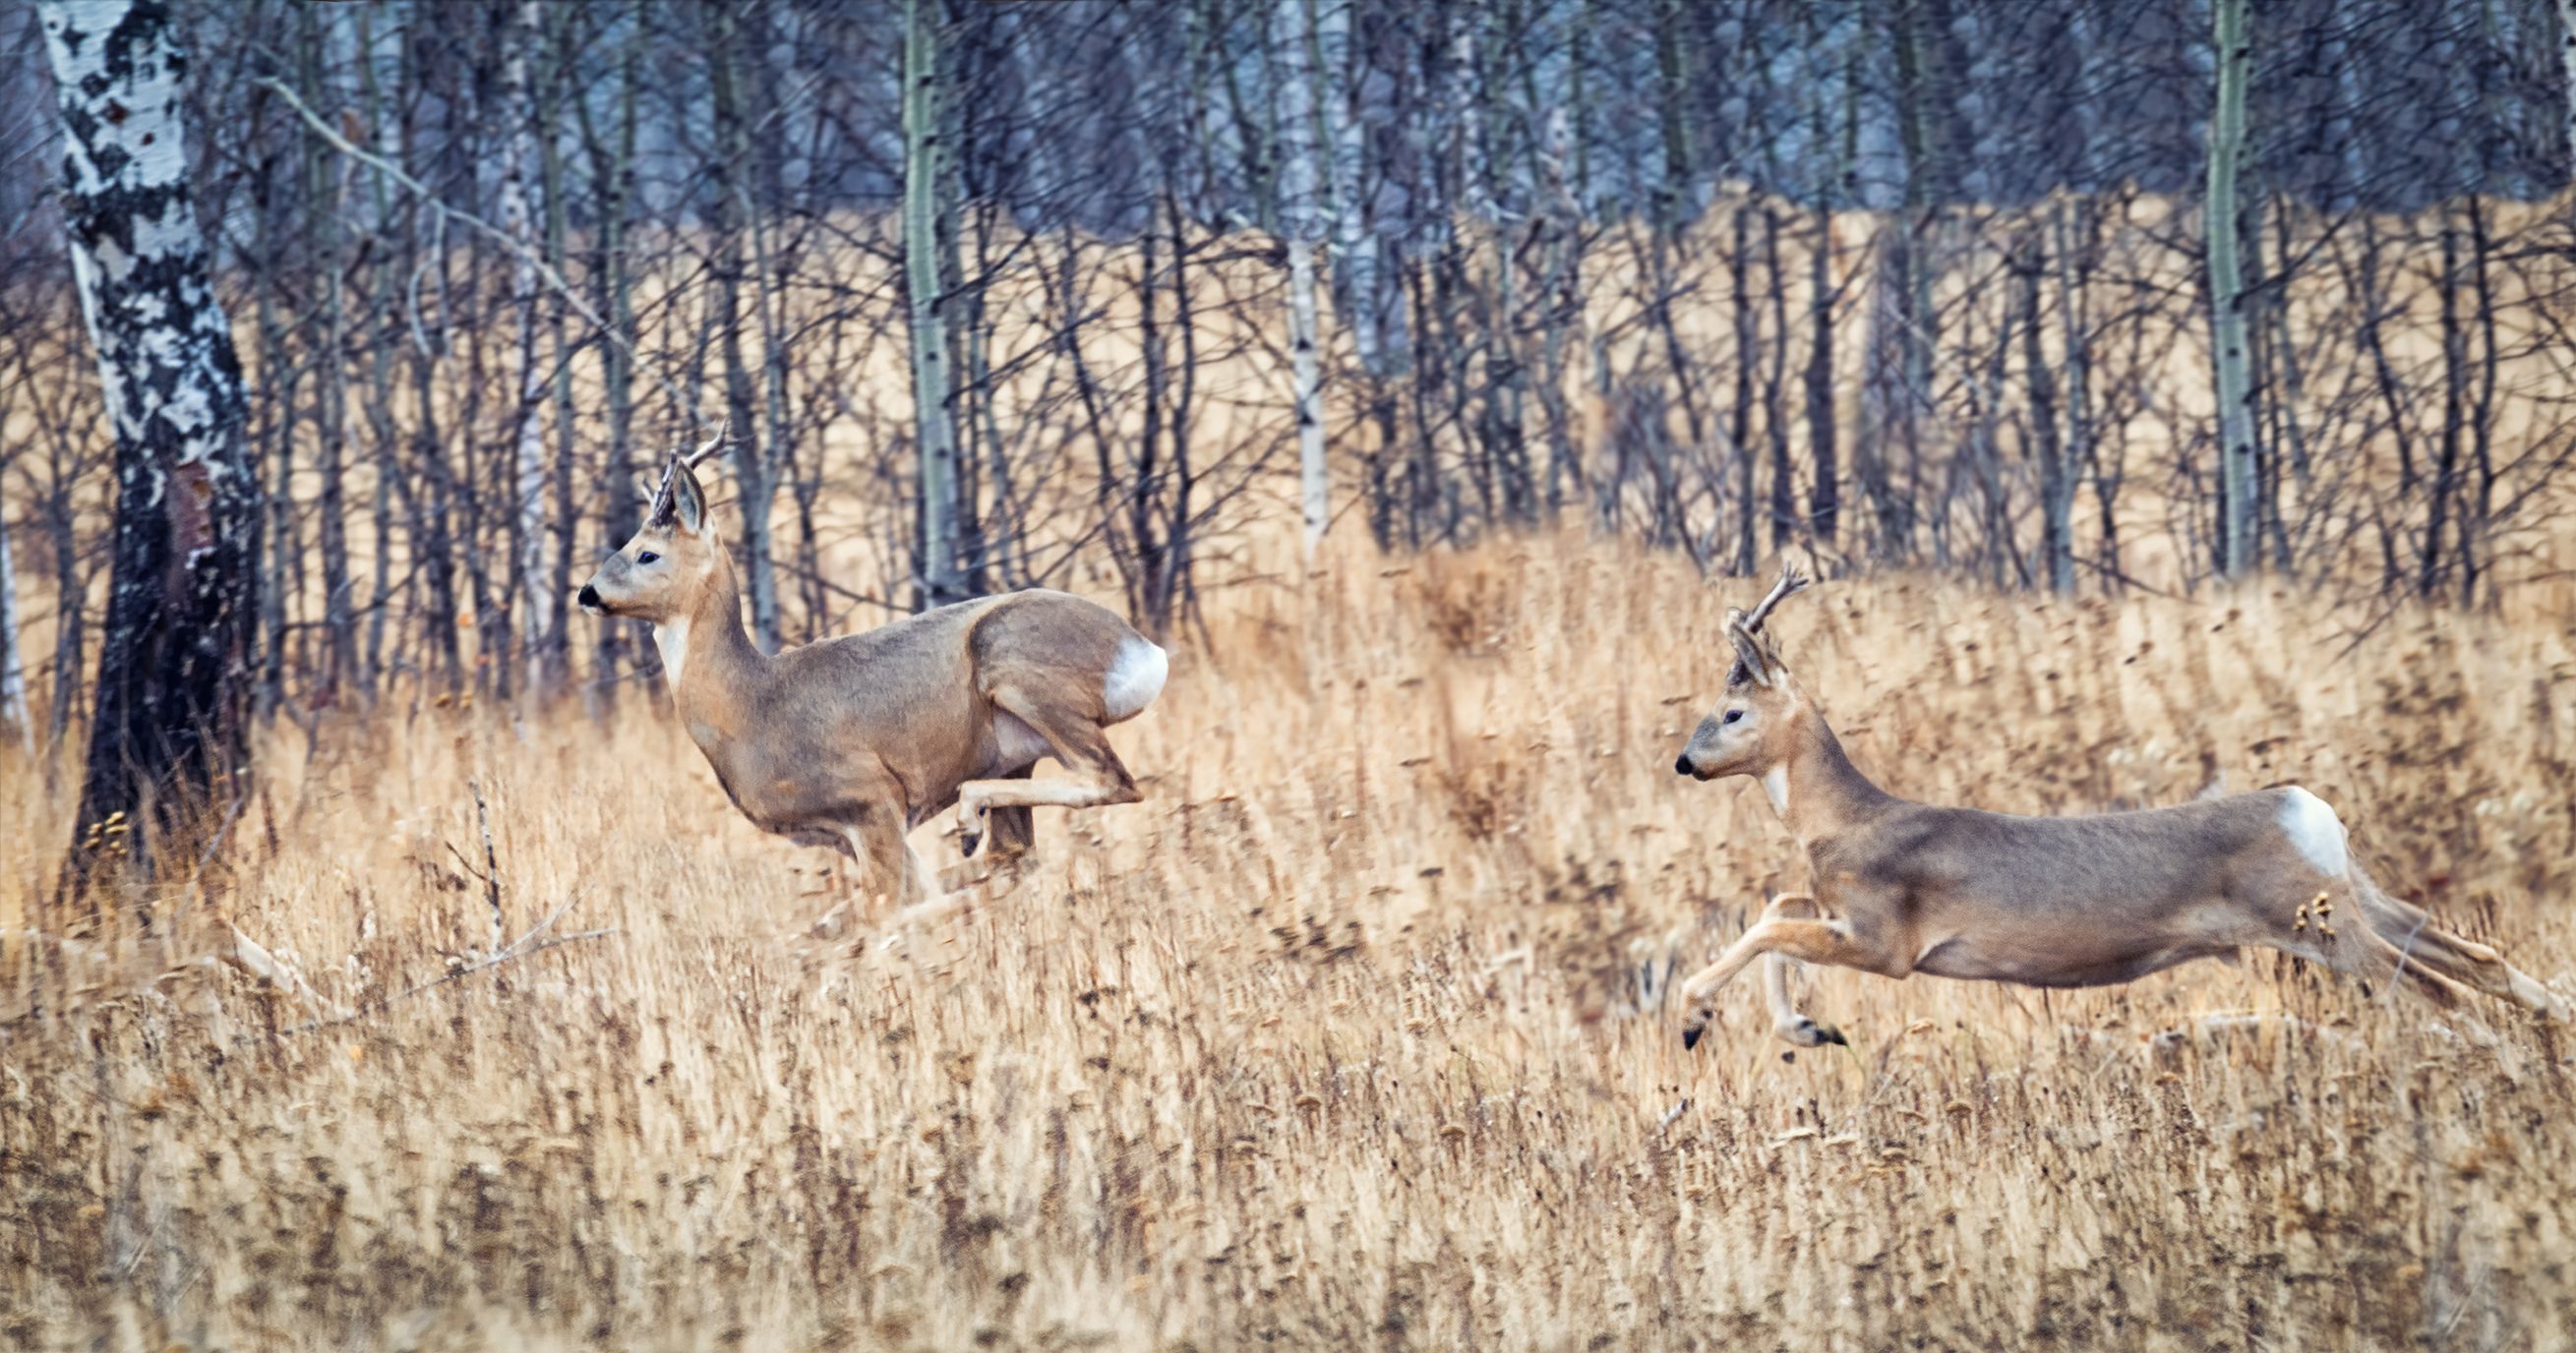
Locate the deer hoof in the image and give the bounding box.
[1681,1020,1706,1051]
[1778,1017,1846,1048]
[958,823,983,858]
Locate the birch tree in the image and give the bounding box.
[2205,0,2257,576]
[904,0,967,609]
[711,2,782,646]
[0,500,27,750]
[497,0,551,690]
[40,0,257,879]
[2558,0,2576,178]
[1274,0,1329,552]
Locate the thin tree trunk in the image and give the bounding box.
[404,14,461,693]
[2054,197,2105,588]
[45,437,83,749]
[710,3,780,645]
[1651,0,1693,231]
[904,0,965,609]
[1275,0,1329,552]
[252,150,292,721]
[1856,223,1910,561]
[301,8,356,703]
[0,500,28,751]
[2422,211,2465,598]
[539,2,579,679]
[2017,226,2072,595]
[585,2,642,699]
[41,0,259,886]
[2205,0,2257,577]
[496,0,549,695]
[1729,202,1759,575]
[2556,0,2576,180]
[2463,194,2501,607]
[1763,208,1796,554]
[354,3,396,701]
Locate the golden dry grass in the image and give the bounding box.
[5,533,2575,1351]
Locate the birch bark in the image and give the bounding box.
[40,0,258,876]
[1274,0,1329,552]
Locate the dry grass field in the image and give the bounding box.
[5,535,2575,1351]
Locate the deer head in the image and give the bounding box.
[1674,564,1809,782]
[577,424,728,625]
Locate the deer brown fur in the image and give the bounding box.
[1671,566,2565,1050]
[579,440,1166,911]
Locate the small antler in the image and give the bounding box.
[1726,561,1810,687]
[644,418,733,520]
[684,416,733,469]
[1740,561,1809,636]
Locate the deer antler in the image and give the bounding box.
[683,416,733,469]
[1726,562,1809,687]
[1740,561,1809,635]
[644,418,733,517]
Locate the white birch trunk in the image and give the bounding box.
[39,0,258,859]
[0,502,28,749]
[498,0,549,688]
[2557,0,2576,181]
[904,0,964,607]
[1316,0,1376,371]
[2206,0,2256,577]
[1274,0,1328,551]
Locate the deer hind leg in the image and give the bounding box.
[2342,872,2565,1018]
[2399,928,2565,1018]
[1680,903,1894,1051]
[2280,887,2480,1010]
[955,690,1141,857]
[1752,895,1847,1049]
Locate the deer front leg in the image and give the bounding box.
[982,766,1038,860]
[1680,906,1895,1051]
[840,800,938,914]
[1757,896,1846,1049]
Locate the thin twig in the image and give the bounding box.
[267,922,620,1040]
[467,779,504,952]
[251,74,682,407]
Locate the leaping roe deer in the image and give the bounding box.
[578,433,1168,912]
[1670,566,2563,1051]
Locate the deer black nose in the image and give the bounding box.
[577,584,601,610]
[1674,754,1694,777]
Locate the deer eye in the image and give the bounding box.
[637,551,660,565]
[1722,709,1745,725]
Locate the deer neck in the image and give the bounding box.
[1762,705,1893,845]
[656,554,763,721]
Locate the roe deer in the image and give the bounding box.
[1670,566,2564,1050]
[578,437,1167,911]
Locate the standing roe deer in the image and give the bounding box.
[1670,566,2564,1050]
[578,436,1167,911]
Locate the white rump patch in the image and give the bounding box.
[653,617,691,687]
[1760,766,1791,817]
[2278,787,2349,875]
[1103,636,1168,720]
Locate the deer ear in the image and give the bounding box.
[666,454,707,534]
[645,451,706,534]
